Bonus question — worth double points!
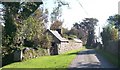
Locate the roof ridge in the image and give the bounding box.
[48,30,68,42]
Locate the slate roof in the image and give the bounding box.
[48,29,69,42]
[73,38,82,43]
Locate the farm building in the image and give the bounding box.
[46,29,83,55]
[47,29,69,55]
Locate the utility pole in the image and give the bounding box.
[98,26,102,44]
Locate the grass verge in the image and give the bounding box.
[2,47,86,68]
[96,49,120,67]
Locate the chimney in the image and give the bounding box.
[56,29,62,36]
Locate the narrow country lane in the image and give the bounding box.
[69,49,117,68]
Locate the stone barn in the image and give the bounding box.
[47,29,83,55]
[47,29,69,55]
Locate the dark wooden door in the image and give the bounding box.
[50,42,58,55]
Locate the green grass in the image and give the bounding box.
[2,47,86,68]
[96,49,120,67]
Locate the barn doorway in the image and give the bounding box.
[50,42,58,55]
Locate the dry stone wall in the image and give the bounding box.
[58,40,82,54]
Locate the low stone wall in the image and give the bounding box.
[58,40,82,54]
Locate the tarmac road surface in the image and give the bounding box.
[69,49,117,68]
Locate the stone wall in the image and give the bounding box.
[22,47,49,60]
[58,40,82,54]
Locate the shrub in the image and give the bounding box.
[22,47,49,61]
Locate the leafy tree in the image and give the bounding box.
[49,0,69,38]
[50,20,63,30]
[2,2,52,64]
[80,18,98,47]
[101,24,118,47]
[62,27,69,38]
[107,14,120,31]
[80,18,98,31]
[50,0,69,23]
[2,2,43,49]
[73,23,80,29]
[73,22,87,39]
[22,8,51,49]
[71,18,98,46]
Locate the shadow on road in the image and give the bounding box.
[68,49,118,68]
[67,49,95,55]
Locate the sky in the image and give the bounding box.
[0,0,119,37]
[43,0,119,37]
